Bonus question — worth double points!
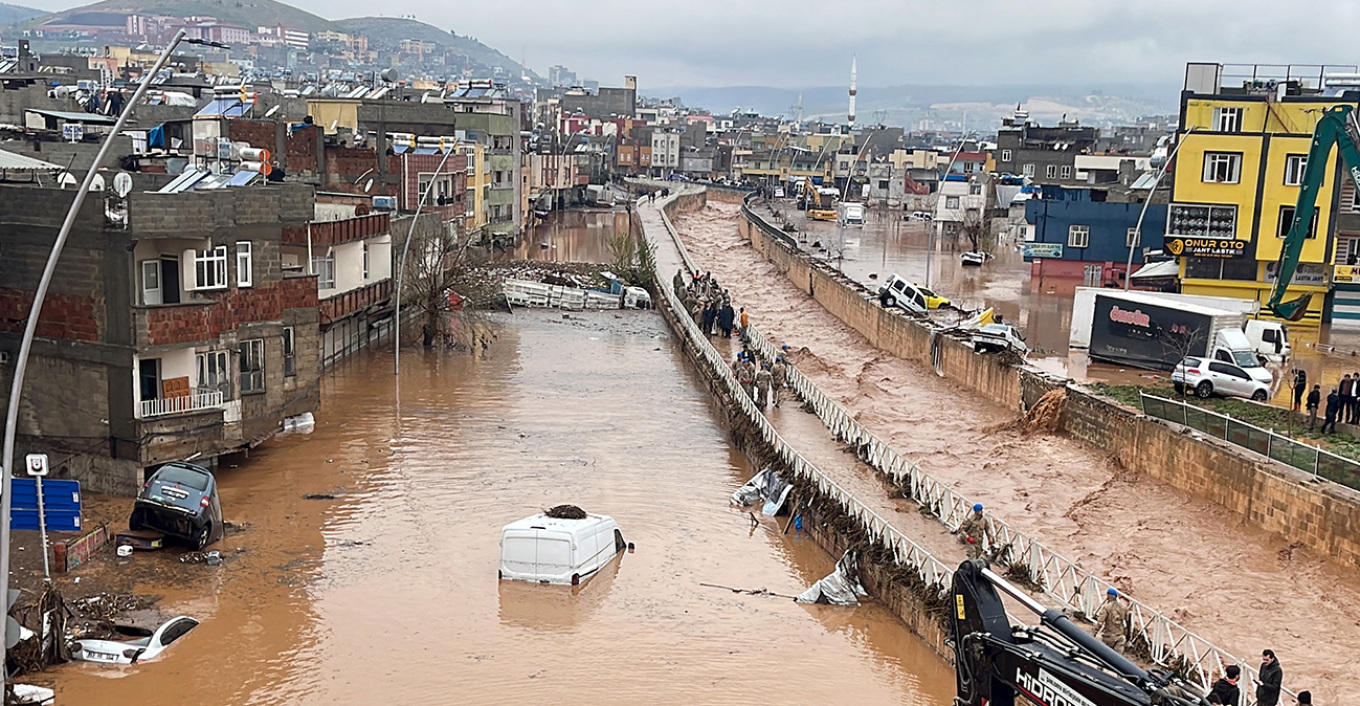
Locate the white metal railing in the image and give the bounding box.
[661,193,1279,700]
[138,389,224,418]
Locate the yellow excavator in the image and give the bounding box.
[1269,104,1360,320]
[806,186,838,221]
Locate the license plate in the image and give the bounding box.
[84,650,119,663]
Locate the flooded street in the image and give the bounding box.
[48,308,953,705]
[676,199,1360,699]
[495,209,633,264]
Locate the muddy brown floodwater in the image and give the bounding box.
[674,200,1360,700]
[47,308,954,705]
[495,209,634,264]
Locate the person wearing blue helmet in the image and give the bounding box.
[955,503,989,560]
[1093,586,1129,653]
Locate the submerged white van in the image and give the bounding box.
[499,512,627,586]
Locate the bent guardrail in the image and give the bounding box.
[1141,392,1360,491]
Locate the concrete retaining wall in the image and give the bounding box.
[737,200,1360,570]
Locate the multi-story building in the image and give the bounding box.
[932,174,987,239]
[0,180,321,494]
[650,129,680,176]
[1169,62,1358,326]
[994,109,1098,186]
[1023,186,1167,286]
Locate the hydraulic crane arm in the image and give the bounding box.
[1269,104,1360,320]
[950,560,1209,706]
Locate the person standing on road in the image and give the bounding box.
[1207,665,1242,706]
[1307,384,1322,431]
[1092,588,1129,653]
[955,504,990,560]
[754,364,773,408]
[1325,387,1341,434]
[739,307,750,338]
[718,301,736,339]
[771,357,788,408]
[1339,374,1354,425]
[1292,368,1308,411]
[1257,649,1283,706]
[1351,371,1360,423]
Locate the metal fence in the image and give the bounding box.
[654,189,1276,701]
[1140,393,1360,491]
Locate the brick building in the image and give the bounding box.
[0,181,321,494]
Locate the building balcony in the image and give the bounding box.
[321,279,392,325]
[139,389,224,419]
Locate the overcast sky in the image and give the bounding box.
[26,0,1360,90]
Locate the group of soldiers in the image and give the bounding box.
[677,270,741,340]
[732,351,788,408]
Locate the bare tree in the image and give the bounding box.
[399,216,493,353]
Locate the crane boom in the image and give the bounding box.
[1269,104,1360,320]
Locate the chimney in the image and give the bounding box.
[624,75,637,91]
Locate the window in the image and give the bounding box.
[193,245,228,290]
[969,184,982,195]
[1023,163,1035,177]
[1284,154,1307,186]
[313,252,335,289]
[1068,224,1090,248]
[1202,153,1242,184]
[1127,227,1139,247]
[1000,149,1012,162]
[196,350,229,398]
[235,242,253,287]
[362,242,370,280]
[1168,203,1238,238]
[1277,205,1319,239]
[877,180,889,190]
[1060,165,1072,179]
[1213,106,1243,133]
[1185,256,1256,281]
[945,196,960,209]
[240,339,265,394]
[1046,164,1057,178]
[283,327,296,377]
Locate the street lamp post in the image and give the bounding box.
[0,29,204,686]
[393,146,457,376]
[1125,127,1196,290]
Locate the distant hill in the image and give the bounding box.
[0,3,42,25]
[23,0,338,33]
[336,17,539,81]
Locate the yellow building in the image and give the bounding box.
[1171,63,1357,326]
[461,141,489,232]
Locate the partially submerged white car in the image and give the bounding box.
[972,323,1028,357]
[71,615,199,664]
[500,511,627,586]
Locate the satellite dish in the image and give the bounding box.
[381,68,398,83]
[112,172,133,197]
[56,171,77,188]
[264,105,281,118]
[89,173,106,192]
[364,178,374,194]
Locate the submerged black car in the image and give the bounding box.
[129,462,223,549]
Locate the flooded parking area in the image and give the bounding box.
[48,309,953,705]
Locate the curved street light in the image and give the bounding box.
[1125,127,1196,290]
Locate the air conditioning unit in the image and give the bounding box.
[371,196,397,211]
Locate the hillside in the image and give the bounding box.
[336,17,538,81]
[0,3,42,25]
[22,0,337,32]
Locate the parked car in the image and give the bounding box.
[1171,356,1270,401]
[129,462,223,549]
[972,323,1029,357]
[878,274,949,313]
[908,211,933,221]
[71,616,199,664]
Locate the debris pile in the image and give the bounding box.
[544,505,587,520]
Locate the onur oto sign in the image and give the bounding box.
[1163,236,1247,259]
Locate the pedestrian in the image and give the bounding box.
[755,364,773,407]
[1092,588,1129,653]
[1339,374,1354,425]
[1257,649,1283,706]
[1324,387,1340,434]
[1307,384,1321,431]
[1292,368,1308,411]
[701,301,715,336]
[1351,371,1360,423]
[1207,665,1241,706]
[739,307,750,338]
[1295,690,1312,706]
[739,356,756,400]
[772,357,788,408]
[718,302,735,338]
[955,503,989,560]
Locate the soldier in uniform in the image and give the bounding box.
[771,358,788,408]
[1093,587,1129,653]
[754,364,773,407]
[956,503,990,560]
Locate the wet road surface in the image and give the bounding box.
[496,209,633,264]
[674,200,1360,699]
[49,309,954,705]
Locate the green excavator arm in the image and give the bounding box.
[1269,103,1360,321]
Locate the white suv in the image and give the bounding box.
[1171,356,1269,401]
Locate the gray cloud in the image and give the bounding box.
[26,0,1360,91]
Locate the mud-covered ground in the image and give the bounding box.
[674,200,1357,699]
